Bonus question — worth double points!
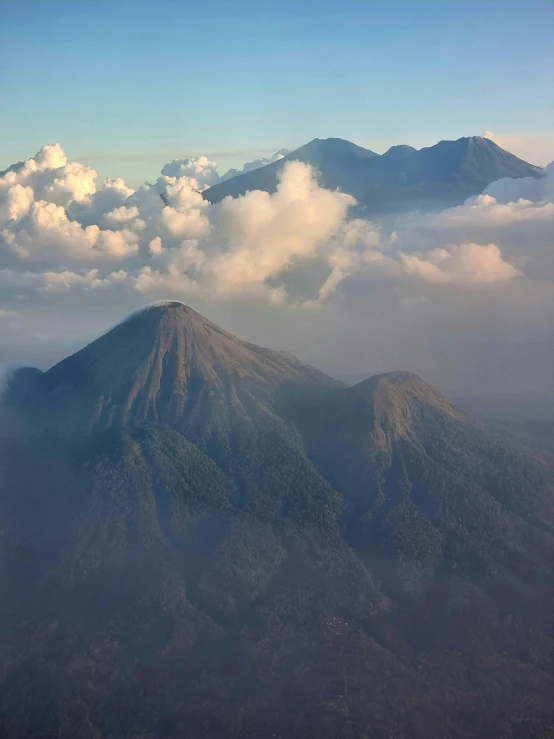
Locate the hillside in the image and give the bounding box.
[203,136,543,214]
[1,304,554,738]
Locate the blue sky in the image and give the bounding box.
[1,0,553,183]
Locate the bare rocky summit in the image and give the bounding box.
[28,301,342,434]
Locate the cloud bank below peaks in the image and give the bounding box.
[1,143,550,310]
[160,149,291,188]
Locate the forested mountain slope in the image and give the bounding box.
[1,303,553,738]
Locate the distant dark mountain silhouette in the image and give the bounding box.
[0,160,25,178]
[204,136,543,213]
[2,303,554,738]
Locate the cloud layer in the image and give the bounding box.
[159,149,291,188]
[0,143,552,408]
[1,143,539,307]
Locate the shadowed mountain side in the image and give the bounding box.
[487,418,554,465]
[287,372,554,553]
[203,136,543,214]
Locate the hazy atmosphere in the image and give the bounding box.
[1,144,553,412]
[2,1,553,418]
[2,2,554,738]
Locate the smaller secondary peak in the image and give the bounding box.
[304,137,351,150]
[350,370,459,417]
[300,138,379,158]
[353,370,424,391]
[383,144,417,157]
[345,371,463,448]
[373,370,422,384]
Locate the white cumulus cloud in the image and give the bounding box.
[0,142,552,316]
[217,149,291,183]
[400,243,522,286]
[161,156,220,188]
[204,160,356,297]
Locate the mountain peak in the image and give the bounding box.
[353,370,457,411]
[295,137,379,160]
[31,304,341,434]
[138,299,188,310]
[122,300,203,327]
[382,144,417,158]
[203,134,541,213]
[347,371,462,446]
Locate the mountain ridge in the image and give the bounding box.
[7,302,553,531]
[5,303,469,447]
[203,135,543,214]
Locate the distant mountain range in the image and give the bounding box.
[204,135,543,213]
[2,301,554,738]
